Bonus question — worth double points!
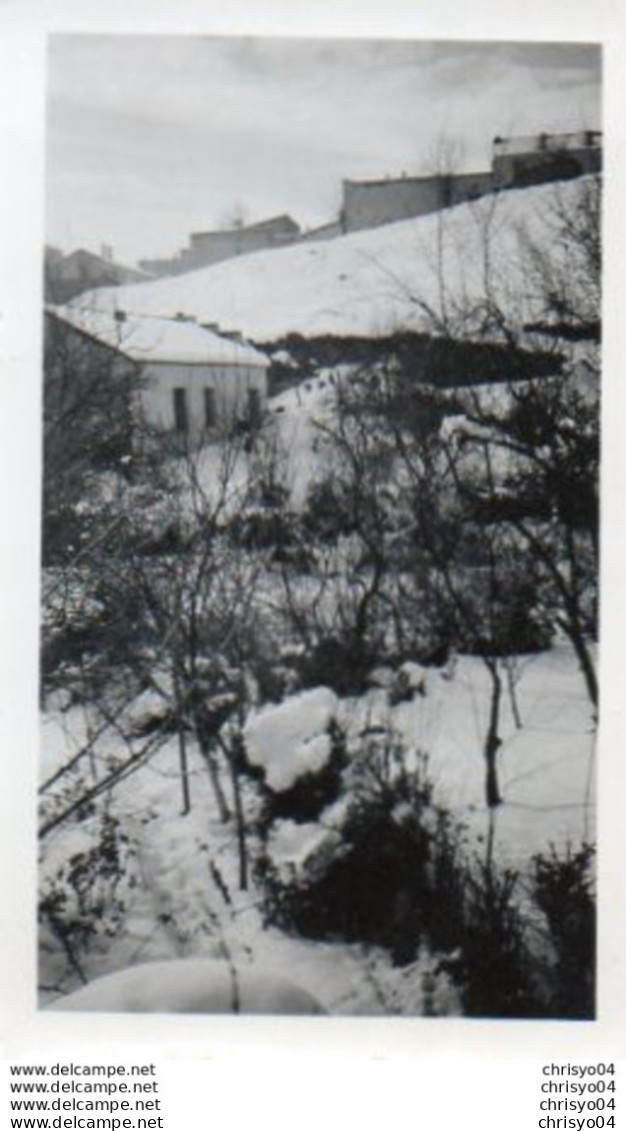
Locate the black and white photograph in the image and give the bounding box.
[37,33,601,1019]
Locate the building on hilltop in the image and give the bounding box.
[299,218,345,243]
[491,130,602,189]
[341,170,493,233]
[185,213,300,269]
[341,130,601,233]
[45,248,150,304]
[141,214,300,278]
[45,306,269,444]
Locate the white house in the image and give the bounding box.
[46,306,269,442]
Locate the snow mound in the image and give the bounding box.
[244,687,339,791]
[51,958,327,1014]
[366,665,396,689]
[393,660,428,699]
[268,818,342,871]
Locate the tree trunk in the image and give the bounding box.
[197,731,231,823]
[228,733,248,892]
[504,659,523,730]
[557,611,598,712]
[176,724,191,816]
[484,659,503,808]
[172,667,191,814]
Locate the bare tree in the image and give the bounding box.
[218,201,250,231]
[396,171,600,709]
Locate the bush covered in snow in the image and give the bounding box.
[243,687,339,792]
[39,810,134,987]
[256,740,464,965]
[256,719,348,827]
[254,720,596,1017]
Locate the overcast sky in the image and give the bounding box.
[45,35,601,267]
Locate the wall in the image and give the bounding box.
[138,361,268,440]
[300,219,345,243]
[183,216,300,270]
[448,171,494,205]
[343,175,443,231]
[139,255,188,277]
[492,141,602,189]
[342,171,493,232]
[140,217,300,278]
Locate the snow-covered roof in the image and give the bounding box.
[48,305,269,368]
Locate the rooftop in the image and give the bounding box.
[48,305,269,368]
[190,213,300,242]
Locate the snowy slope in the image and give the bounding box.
[72,181,586,343]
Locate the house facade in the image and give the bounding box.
[46,307,269,444]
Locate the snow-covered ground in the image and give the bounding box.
[39,643,595,1016]
[69,180,588,343]
[159,368,342,514]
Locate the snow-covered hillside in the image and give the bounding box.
[72,180,588,343]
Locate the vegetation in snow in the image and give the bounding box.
[39,176,599,1016]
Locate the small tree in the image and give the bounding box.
[42,311,140,566]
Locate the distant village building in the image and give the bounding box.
[341,170,493,232]
[298,219,345,244]
[44,248,149,304]
[491,130,602,189]
[141,214,300,277]
[341,131,602,233]
[45,306,269,443]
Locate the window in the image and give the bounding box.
[247,387,262,428]
[204,387,217,429]
[173,387,188,433]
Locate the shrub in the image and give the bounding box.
[532,842,596,1018]
[257,741,460,966]
[256,728,587,1017]
[39,811,133,985]
[449,853,542,1017]
[226,508,297,552]
[302,478,356,543]
[295,635,379,697]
